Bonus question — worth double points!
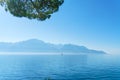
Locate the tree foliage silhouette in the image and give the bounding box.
[0,0,64,21]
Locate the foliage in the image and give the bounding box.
[0,0,64,21]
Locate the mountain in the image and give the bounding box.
[0,39,106,54]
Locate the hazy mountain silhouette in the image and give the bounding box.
[0,39,106,54]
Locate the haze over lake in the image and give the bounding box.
[0,39,106,54]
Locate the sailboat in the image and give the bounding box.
[61,52,63,56]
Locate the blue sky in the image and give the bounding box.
[0,0,120,53]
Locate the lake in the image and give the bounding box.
[0,53,120,80]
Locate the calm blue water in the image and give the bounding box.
[0,54,120,80]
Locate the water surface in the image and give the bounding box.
[0,53,119,80]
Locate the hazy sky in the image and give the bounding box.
[0,0,120,53]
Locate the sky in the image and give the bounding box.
[0,0,120,53]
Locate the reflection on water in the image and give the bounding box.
[0,54,120,80]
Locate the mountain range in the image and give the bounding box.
[0,39,106,54]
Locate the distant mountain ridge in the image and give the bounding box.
[0,39,106,54]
